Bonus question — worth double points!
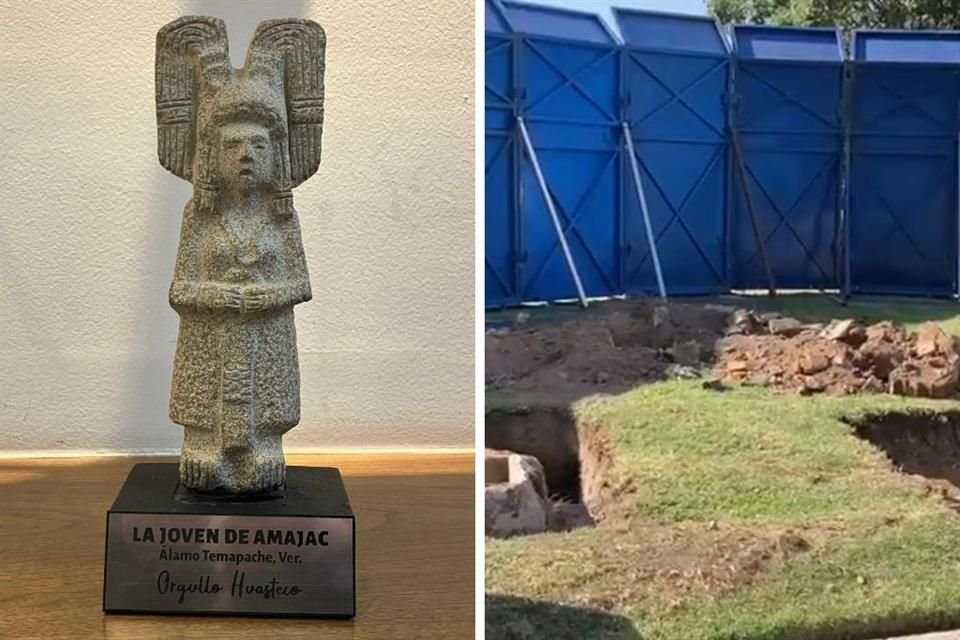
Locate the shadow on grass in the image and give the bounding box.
[739,610,960,640]
[486,594,643,640]
[486,593,960,640]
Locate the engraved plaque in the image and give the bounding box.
[104,514,354,616]
[103,464,355,618]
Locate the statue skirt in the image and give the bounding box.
[169,307,301,449]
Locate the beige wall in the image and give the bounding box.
[0,0,475,452]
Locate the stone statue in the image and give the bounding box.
[155,16,325,494]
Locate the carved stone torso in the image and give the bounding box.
[202,210,286,284]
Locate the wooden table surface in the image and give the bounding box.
[0,453,475,639]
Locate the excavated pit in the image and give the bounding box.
[848,411,960,508]
[486,407,582,502]
[485,407,609,536]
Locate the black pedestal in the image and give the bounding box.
[103,463,355,618]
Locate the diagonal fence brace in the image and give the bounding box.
[517,116,588,308]
[622,121,667,302]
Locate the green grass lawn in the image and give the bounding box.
[487,384,960,639]
[486,297,960,640]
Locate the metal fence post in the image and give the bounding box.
[843,60,853,299]
[956,68,960,301]
[512,31,524,304]
[618,43,628,296]
[725,33,736,291]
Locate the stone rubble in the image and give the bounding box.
[717,312,960,399]
[487,300,960,401]
[485,448,594,538]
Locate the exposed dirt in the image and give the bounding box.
[848,411,960,509]
[485,405,638,535]
[486,301,729,397]
[577,413,636,526]
[486,301,960,400]
[487,306,960,620]
[544,521,818,608]
[486,407,582,502]
[718,318,960,398]
[628,525,816,597]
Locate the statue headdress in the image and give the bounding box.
[155,16,326,217]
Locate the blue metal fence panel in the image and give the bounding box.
[504,1,622,303]
[486,129,517,308]
[730,26,843,291]
[485,13,960,307]
[484,0,518,308]
[617,10,729,295]
[736,25,841,61]
[854,30,960,63]
[485,0,512,35]
[503,1,616,45]
[618,9,727,54]
[849,31,959,296]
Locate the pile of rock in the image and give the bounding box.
[716,313,960,398]
[890,323,960,398]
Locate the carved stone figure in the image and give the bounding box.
[156,16,325,494]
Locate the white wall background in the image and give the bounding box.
[0,0,475,453]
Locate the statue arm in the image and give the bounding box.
[173,281,242,313]
[278,212,312,307]
[169,281,200,311]
[169,204,242,313]
[169,204,201,312]
[241,214,311,314]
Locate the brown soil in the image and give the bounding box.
[486,301,729,396]
[554,522,820,610]
[485,307,850,590]
[847,411,960,509]
[577,406,636,525]
[485,400,838,601]
[485,403,637,533]
[718,319,960,397]
[486,407,582,501]
[487,302,960,400]
[486,305,960,610]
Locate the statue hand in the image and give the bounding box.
[197,283,241,311]
[242,285,269,313]
[223,286,242,310]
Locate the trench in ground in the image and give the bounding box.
[847,410,960,510]
[484,405,634,534]
[488,407,960,526]
[486,407,583,503]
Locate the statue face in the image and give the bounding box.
[218,122,274,190]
